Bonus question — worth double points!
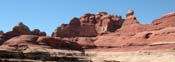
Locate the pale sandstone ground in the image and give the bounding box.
[86,49,175,62]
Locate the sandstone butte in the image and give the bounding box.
[0,10,175,62]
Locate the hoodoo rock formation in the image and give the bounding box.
[122,10,139,26]
[1,10,175,62]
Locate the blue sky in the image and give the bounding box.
[0,0,175,35]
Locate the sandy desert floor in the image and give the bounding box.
[85,49,175,62]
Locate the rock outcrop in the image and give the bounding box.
[0,22,83,52]
[0,31,5,44]
[95,12,123,34]
[150,12,175,30]
[52,12,123,37]
[52,17,97,37]
[122,10,139,26]
[1,35,38,47]
[4,22,31,40]
[94,11,175,47]
[12,22,31,35]
[37,36,82,50]
[51,10,175,50]
[76,37,97,48]
[2,22,46,43]
[1,10,175,50]
[1,10,175,62]
[31,29,47,36]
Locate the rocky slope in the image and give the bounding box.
[0,10,175,62]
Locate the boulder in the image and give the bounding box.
[126,10,134,17]
[31,29,40,35]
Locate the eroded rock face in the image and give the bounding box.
[115,10,147,36]
[95,14,123,34]
[37,36,83,50]
[52,12,123,37]
[0,31,5,44]
[151,12,175,30]
[51,11,175,48]
[80,13,96,25]
[2,35,38,47]
[12,22,31,35]
[1,35,82,51]
[1,10,175,62]
[94,11,175,47]
[1,10,175,51]
[2,22,32,42]
[31,29,47,36]
[38,32,47,36]
[31,29,40,35]
[122,10,139,26]
[0,31,4,34]
[37,36,65,48]
[160,12,175,19]
[52,18,97,37]
[70,17,81,26]
[76,37,97,48]
[2,22,47,42]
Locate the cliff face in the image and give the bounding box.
[1,10,175,51]
[0,10,175,62]
[52,12,123,37]
[94,11,175,48]
[50,10,175,50]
